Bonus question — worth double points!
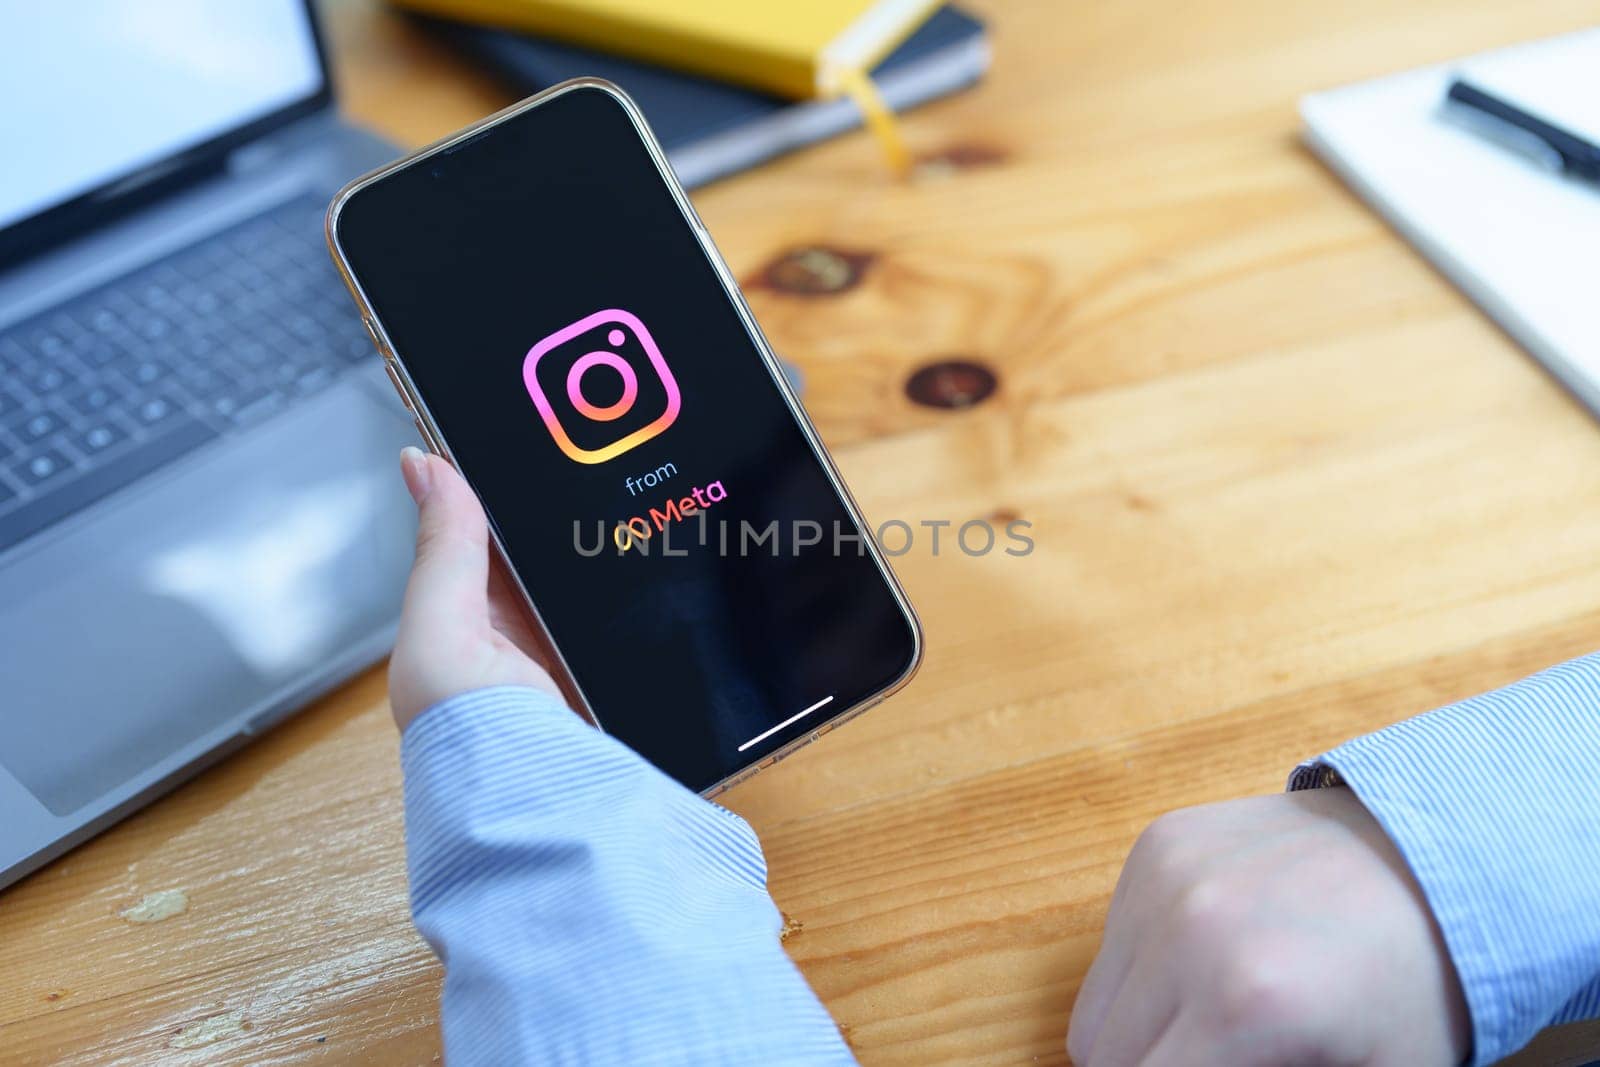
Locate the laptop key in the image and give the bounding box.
[213,386,268,419]
[0,480,15,509]
[229,390,286,427]
[17,410,66,443]
[133,314,172,342]
[128,358,171,386]
[134,393,183,427]
[233,339,274,368]
[88,307,122,334]
[0,418,218,551]
[74,337,124,367]
[294,365,336,395]
[32,331,69,360]
[285,314,323,342]
[13,448,73,488]
[268,360,301,388]
[0,339,32,374]
[19,364,70,395]
[179,365,230,398]
[75,422,129,455]
[66,385,120,417]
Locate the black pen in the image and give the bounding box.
[1444,78,1600,185]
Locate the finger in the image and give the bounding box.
[485,553,547,660]
[1139,1009,1320,1067]
[483,554,585,713]
[1069,849,1156,1062]
[1134,1012,1204,1067]
[397,448,491,640]
[1070,942,1131,1064]
[1078,936,1179,1067]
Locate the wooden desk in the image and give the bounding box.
[5,1,1599,1063]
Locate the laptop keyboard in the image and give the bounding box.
[0,194,373,551]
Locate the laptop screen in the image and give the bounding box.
[0,1,326,234]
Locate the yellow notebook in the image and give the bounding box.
[389,0,944,170]
[391,0,943,99]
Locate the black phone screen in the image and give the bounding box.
[333,84,919,791]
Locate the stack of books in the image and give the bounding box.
[392,0,991,187]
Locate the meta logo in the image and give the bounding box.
[523,309,682,464]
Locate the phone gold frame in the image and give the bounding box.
[325,78,923,798]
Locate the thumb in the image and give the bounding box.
[398,447,490,632]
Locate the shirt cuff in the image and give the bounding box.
[399,685,766,911]
[395,686,855,1065]
[1289,654,1600,1066]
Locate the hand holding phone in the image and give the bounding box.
[388,447,564,732]
[328,80,920,793]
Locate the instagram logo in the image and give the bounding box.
[522,308,682,464]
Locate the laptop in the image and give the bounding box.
[0,2,415,890]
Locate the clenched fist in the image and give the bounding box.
[1068,787,1470,1067]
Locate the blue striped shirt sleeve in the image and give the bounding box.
[1289,653,1600,1066]
[400,686,857,1067]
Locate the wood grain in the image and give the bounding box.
[5,0,1600,1063]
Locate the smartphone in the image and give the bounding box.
[326,79,921,795]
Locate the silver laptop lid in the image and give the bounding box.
[0,0,332,268]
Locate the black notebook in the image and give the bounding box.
[419,6,990,188]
